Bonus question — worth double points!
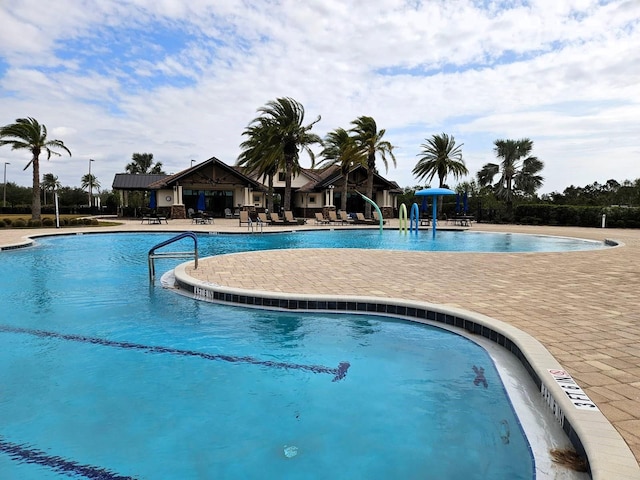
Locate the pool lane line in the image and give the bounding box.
[0,436,135,479]
[0,325,350,382]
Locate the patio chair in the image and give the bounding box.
[224,208,233,218]
[270,212,285,224]
[284,211,299,224]
[355,212,375,224]
[239,210,252,227]
[328,210,341,225]
[257,212,271,225]
[372,211,387,225]
[339,211,354,224]
[314,212,330,225]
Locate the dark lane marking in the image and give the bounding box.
[0,325,350,382]
[0,436,135,479]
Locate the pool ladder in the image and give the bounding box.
[148,232,198,282]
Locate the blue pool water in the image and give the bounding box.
[0,233,543,478]
[195,229,606,254]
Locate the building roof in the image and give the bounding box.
[147,156,263,190]
[112,173,169,190]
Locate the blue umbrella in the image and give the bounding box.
[463,192,468,214]
[455,193,460,214]
[197,192,206,211]
[149,191,156,209]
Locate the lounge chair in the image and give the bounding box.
[239,210,252,227]
[355,212,375,224]
[283,211,300,224]
[372,211,387,225]
[257,212,271,225]
[270,212,285,224]
[314,212,330,225]
[328,210,341,225]
[339,211,354,224]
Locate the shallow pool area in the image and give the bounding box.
[192,228,609,254]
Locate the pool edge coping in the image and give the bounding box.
[172,260,640,480]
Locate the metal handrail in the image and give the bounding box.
[148,232,198,282]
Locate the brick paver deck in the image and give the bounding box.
[1,219,638,475]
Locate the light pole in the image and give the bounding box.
[191,159,196,167]
[88,158,95,209]
[3,162,9,208]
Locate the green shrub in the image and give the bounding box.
[28,219,42,228]
[12,218,27,228]
[2,218,12,226]
[82,218,93,225]
[42,217,55,227]
[68,218,80,226]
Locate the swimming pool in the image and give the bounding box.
[0,233,544,478]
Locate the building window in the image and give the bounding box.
[278,172,286,182]
[309,195,316,204]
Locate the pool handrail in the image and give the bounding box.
[148,232,199,282]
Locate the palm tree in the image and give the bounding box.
[243,97,322,211]
[0,117,72,219]
[477,138,544,216]
[413,133,468,188]
[350,116,396,218]
[317,128,364,212]
[81,173,100,198]
[125,152,165,174]
[41,172,62,205]
[237,120,279,213]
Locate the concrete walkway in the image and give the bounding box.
[1,218,638,472]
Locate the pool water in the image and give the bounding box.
[0,234,537,479]
[196,229,606,254]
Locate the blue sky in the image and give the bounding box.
[1,0,639,194]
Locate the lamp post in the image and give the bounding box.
[191,159,196,167]
[88,158,95,209]
[3,162,9,208]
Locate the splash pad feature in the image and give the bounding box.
[415,187,457,237]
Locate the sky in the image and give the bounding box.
[1,0,639,195]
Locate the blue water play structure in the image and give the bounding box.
[398,202,420,234]
[415,187,457,237]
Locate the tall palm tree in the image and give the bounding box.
[42,172,62,205]
[125,152,165,174]
[81,173,100,196]
[237,120,279,213]
[413,133,468,188]
[0,117,72,219]
[350,116,396,218]
[317,128,364,212]
[243,97,322,211]
[477,138,544,216]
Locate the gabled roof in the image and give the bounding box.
[112,173,169,190]
[147,156,263,190]
[297,164,402,193]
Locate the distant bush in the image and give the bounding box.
[515,204,640,228]
[0,219,6,228]
[41,218,55,227]
[12,218,27,228]
[27,219,42,228]
[2,218,12,226]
